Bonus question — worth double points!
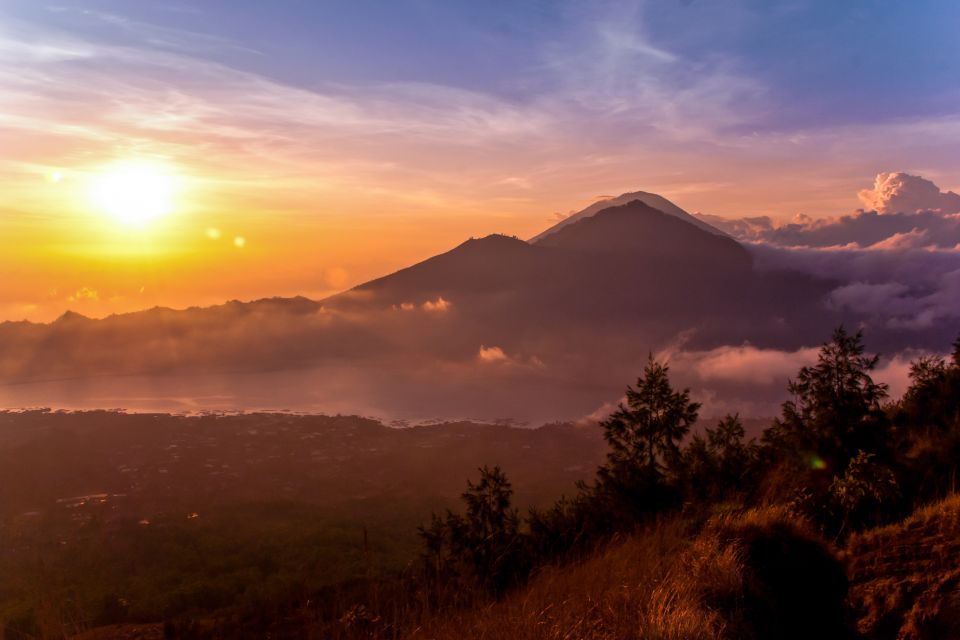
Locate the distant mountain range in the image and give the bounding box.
[0,191,954,421]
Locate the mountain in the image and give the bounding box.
[329,200,762,340]
[535,199,747,265]
[530,190,725,243]
[0,190,943,421]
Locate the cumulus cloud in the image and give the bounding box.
[478,345,508,363]
[476,345,545,369]
[701,174,960,250]
[693,174,960,343]
[422,297,451,312]
[858,172,960,214]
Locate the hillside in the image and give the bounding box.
[847,495,960,639]
[405,498,960,640]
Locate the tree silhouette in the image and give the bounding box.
[418,466,525,596]
[596,356,700,517]
[772,326,889,471]
[683,414,758,501]
[764,327,894,533]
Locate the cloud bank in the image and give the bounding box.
[699,173,960,250]
[693,173,960,350]
[659,342,923,419]
[858,173,960,214]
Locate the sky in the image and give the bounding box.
[1,0,959,322]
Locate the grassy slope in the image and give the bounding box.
[409,497,960,640]
[408,506,848,640]
[846,494,960,640]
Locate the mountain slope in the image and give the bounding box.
[326,202,761,342]
[336,201,751,309]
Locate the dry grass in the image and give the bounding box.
[407,505,847,640]
[407,517,723,640]
[846,493,960,640]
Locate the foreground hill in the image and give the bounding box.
[847,495,960,639]
[56,498,960,639]
[402,499,960,640]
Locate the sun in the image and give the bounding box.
[91,160,179,227]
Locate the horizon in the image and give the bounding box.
[2,0,960,322]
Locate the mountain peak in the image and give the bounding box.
[531,190,724,243]
[54,310,90,324]
[535,199,752,270]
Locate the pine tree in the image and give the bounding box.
[596,356,699,517]
[773,326,889,471]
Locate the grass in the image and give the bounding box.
[845,493,960,640]
[405,505,848,640]
[408,517,715,640]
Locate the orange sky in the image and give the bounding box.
[3,2,960,323]
[3,134,958,323]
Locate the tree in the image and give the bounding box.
[763,327,894,533]
[771,326,889,472]
[900,355,952,436]
[459,465,522,587]
[418,466,526,596]
[682,414,758,501]
[829,451,899,532]
[596,356,700,516]
[891,334,960,503]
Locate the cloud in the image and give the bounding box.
[886,269,960,330]
[691,173,960,341]
[826,282,914,316]
[858,172,960,214]
[422,297,451,312]
[750,242,960,334]
[670,344,819,386]
[660,342,932,418]
[68,287,99,302]
[866,228,931,250]
[701,174,960,249]
[478,345,508,363]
